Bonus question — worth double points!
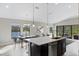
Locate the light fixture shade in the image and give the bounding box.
[32,24,35,27]
[32,3,35,27]
[46,3,49,26]
[30,24,35,27]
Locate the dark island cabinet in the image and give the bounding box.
[30,43,48,56]
[57,39,66,56]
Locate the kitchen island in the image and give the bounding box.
[24,36,66,56]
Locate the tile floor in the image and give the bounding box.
[0,43,28,56]
[64,40,79,56]
[0,40,79,56]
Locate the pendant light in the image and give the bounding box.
[47,3,49,27]
[32,3,35,27]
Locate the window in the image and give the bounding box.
[72,25,79,35]
[64,25,71,37]
[11,25,21,38]
[23,24,30,36]
[56,25,79,38]
[49,27,53,33]
[56,26,64,37]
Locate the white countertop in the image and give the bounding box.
[24,36,64,46]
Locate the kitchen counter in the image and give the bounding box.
[24,36,65,46]
[24,36,66,56]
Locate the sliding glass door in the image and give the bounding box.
[72,25,79,36]
[56,25,79,38]
[56,26,64,37]
[64,25,72,37]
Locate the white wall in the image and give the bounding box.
[0,20,12,46]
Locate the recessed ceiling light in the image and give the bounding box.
[5,5,9,8]
[68,5,71,8]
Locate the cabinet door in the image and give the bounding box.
[30,43,48,56]
[57,39,66,56]
[62,39,66,54]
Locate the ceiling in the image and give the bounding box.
[0,3,78,24]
